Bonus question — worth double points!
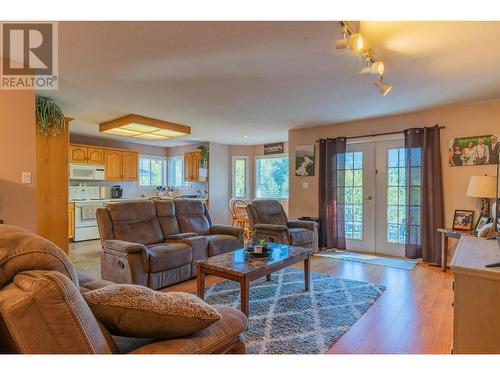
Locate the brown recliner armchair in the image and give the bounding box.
[0,225,247,354]
[246,199,318,252]
[97,200,244,289]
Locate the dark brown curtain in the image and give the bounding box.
[404,125,444,264]
[318,137,347,250]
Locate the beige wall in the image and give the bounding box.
[289,100,500,226]
[166,142,208,157]
[0,87,37,231]
[208,142,230,224]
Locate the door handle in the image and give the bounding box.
[366,195,373,200]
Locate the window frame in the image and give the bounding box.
[167,156,187,187]
[232,155,249,199]
[254,153,289,200]
[138,155,167,187]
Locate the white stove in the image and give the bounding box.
[70,186,108,242]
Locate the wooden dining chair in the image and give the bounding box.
[229,198,250,239]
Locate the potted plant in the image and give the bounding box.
[198,145,209,181]
[36,96,66,136]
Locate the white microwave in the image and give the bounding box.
[70,163,105,181]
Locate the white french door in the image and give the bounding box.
[343,136,407,257]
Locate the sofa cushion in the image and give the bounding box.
[174,200,211,235]
[206,235,241,257]
[107,201,163,245]
[0,225,79,289]
[83,285,221,339]
[154,200,181,237]
[251,200,288,226]
[147,243,192,272]
[0,271,111,354]
[288,227,314,245]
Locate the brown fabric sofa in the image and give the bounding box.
[0,225,247,354]
[246,199,318,251]
[97,199,244,289]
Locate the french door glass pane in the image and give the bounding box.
[339,151,363,240]
[386,147,421,244]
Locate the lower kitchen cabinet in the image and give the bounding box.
[68,203,75,240]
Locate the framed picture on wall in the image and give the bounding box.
[448,134,500,166]
[452,209,475,231]
[295,145,315,176]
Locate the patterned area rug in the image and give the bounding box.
[204,267,385,354]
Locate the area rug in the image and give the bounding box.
[316,251,417,270]
[203,267,385,354]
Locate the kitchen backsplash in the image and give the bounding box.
[70,180,208,199]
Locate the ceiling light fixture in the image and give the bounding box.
[374,76,393,96]
[99,114,191,140]
[336,21,392,96]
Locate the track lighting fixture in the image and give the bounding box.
[374,76,392,96]
[360,61,384,75]
[335,21,392,96]
[336,33,364,51]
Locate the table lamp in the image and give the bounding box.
[466,175,497,217]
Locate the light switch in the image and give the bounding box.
[302,182,309,189]
[21,172,32,184]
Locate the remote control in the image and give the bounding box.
[485,262,500,268]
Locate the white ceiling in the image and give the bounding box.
[45,21,500,146]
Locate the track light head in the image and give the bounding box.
[360,61,385,75]
[336,33,364,51]
[374,77,392,96]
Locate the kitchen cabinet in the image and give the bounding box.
[68,203,75,240]
[184,151,202,182]
[69,145,87,163]
[87,147,104,164]
[70,143,138,181]
[104,149,123,180]
[122,151,138,180]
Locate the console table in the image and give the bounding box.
[437,228,474,272]
[451,237,500,353]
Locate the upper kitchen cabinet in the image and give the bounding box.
[69,145,87,163]
[87,147,104,164]
[104,149,123,180]
[69,145,104,164]
[184,150,201,182]
[122,151,138,180]
[104,149,139,181]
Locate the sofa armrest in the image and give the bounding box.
[210,225,244,238]
[287,220,317,231]
[254,223,289,232]
[127,306,247,354]
[102,240,146,254]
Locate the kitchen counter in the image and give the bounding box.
[69,197,208,203]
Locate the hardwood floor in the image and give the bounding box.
[70,240,453,354]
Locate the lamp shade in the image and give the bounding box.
[466,176,498,198]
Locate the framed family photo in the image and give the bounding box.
[452,209,475,231]
[295,145,315,176]
[448,134,500,166]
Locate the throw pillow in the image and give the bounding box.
[83,284,221,339]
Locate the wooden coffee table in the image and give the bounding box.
[196,243,312,316]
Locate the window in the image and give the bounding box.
[139,156,167,186]
[167,156,185,187]
[338,151,363,240]
[255,154,289,199]
[386,147,421,244]
[232,156,249,198]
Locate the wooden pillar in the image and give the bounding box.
[36,117,72,252]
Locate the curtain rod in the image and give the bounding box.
[315,125,446,143]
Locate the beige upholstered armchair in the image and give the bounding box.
[246,199,318,252]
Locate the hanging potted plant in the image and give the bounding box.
[198,145,209,182]
[36,96,66,136]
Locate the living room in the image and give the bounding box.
[1,1,500,374]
